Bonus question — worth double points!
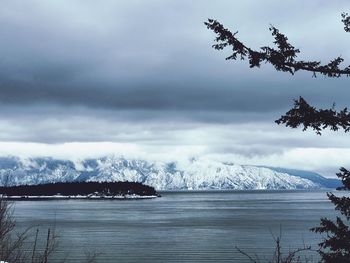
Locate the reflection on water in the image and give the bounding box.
[13,190,335,262]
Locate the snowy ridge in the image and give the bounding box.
[0,156,334,190]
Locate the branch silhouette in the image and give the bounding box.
[205,14,350,135]
[342,12,350,32]
[276,97,350,135]
[205,19,350,77]
[206,12,350,262]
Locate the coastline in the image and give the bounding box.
[2,194,159,200]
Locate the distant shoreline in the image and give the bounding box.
[0,181,160,200]
[158,188,336,193]
[3,194,159,201]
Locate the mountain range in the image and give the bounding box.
[0,156,340,190]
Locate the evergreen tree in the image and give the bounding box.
[311,167,350,262]
[205,13,350,262]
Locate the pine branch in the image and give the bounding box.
[205,19,350,77]
[341,13,350,32]
[336,167,350,190]
[275,97,350,135]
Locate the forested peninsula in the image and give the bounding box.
[0,181,160,200]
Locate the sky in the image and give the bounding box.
[0,0,350,177]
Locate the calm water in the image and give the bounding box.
[12,190,338,262]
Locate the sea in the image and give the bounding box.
[12,190,340,262]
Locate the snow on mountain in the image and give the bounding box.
[0,156,336,190]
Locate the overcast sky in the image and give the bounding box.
[1,0,350,176]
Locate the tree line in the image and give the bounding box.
[0,181,158,197]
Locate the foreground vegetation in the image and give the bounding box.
[0,198,57,263]
[206,10,350,263]
[0,198,101,262]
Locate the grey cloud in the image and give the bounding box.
[0,1,349,117]
[0,0,349,174]
[0,73,348,116]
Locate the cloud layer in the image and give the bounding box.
[0,1,350,176]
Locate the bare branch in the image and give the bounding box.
[235,235,313,263]
[235,246,260,263]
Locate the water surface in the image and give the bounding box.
[13,190,337,262]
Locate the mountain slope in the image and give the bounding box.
[264,167,342,188]
[0,156,338,190]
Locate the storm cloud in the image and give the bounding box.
[0,0,350,176]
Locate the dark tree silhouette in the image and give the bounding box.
[311,167,350,263]
[205,15,350,135]
[204,19,350,77]
[206,13,350,263]
[0,181,158,197]
[342,13,350,32]
[275,97,350,135]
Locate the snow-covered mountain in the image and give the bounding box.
[0,156,339,190]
